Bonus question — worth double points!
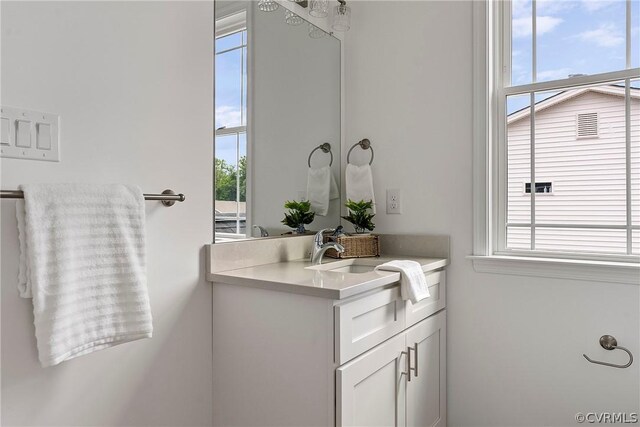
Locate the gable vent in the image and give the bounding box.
[577,112,598,138]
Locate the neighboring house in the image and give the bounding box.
[507,85,639,254]
[214,200,247,236]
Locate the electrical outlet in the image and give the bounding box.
[386,189,402,214]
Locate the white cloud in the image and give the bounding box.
[577,23,624,47]
[215,105,242,128]
[582,0,617,13]
[512,16,563,38]
[537,68,573,80]
[537,0,577,15]
[512,0,532,19]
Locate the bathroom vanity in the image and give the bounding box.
[207,234,449,427]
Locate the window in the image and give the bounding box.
[215,10,248,239]
[474,0,640,266]
[524,182,552,194]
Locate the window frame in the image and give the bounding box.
[471,0,640,283]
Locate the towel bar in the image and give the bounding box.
[1,188,185,207]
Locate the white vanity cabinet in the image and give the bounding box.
[212,267,447,427]
[337,310,446,427]
[336,271,446,427]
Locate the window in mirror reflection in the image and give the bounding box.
[215,10,248,240]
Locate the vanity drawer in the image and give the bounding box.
[405,270,446,328]
[335,287,406,364]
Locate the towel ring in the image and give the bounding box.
[347,138,374,165]
[308,143,333,167]
[583,335,633,369]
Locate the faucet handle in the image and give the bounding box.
[315,228,335,242]
[253,225,269,237]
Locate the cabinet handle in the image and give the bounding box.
[401,349,410,381]
[413,342,418,377]
[406,345,418,381]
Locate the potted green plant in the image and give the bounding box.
[281,200,315,234]
[342,199,375,234]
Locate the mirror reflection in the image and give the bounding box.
[214,0,342,242]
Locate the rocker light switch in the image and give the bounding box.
[37,123,51,150]
[0,118,9,145]
[16,120,31,148]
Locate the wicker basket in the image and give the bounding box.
[323,234,380,259]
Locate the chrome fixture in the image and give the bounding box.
[253,225,269,237]
[310,228,344,265]
[309,0,329,18]
[258,0,279,12]
[401,343,419,381]
[583,335,633,369]
[346,138,374,165]
[331,0,351,32]
[285,9,304,25]
[307,143,333,167]
[0,189,186,207]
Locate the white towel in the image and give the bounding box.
[17,183,152,367]
[345,163,376,213]
[307,166,339,216]
[374,260,429,304]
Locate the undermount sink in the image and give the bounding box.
[306,258,381,274]
[328,264,377,274]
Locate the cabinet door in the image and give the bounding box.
[337,334,407,427]
[406,311,446,427]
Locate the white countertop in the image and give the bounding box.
[208,256,449,300]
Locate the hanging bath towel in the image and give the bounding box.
[307,165,339,216]
[17,183,152,367]
[346,163,376,213]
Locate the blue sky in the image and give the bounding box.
[508,0,639,112]
[215,30,247,165]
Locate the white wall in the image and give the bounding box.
[1,2,213,426]
[345,2,640,426]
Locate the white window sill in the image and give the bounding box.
[468,255,640,285]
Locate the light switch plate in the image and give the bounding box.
[0,106,60,162]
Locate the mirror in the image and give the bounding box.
[214,0,342,243]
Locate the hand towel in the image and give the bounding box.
[374,260,429,304]
[17,183,152,367]
[345,163,376,213]
[307,166,339,216]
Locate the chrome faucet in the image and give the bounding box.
[311,228,345,265]
[253,225,269,237]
